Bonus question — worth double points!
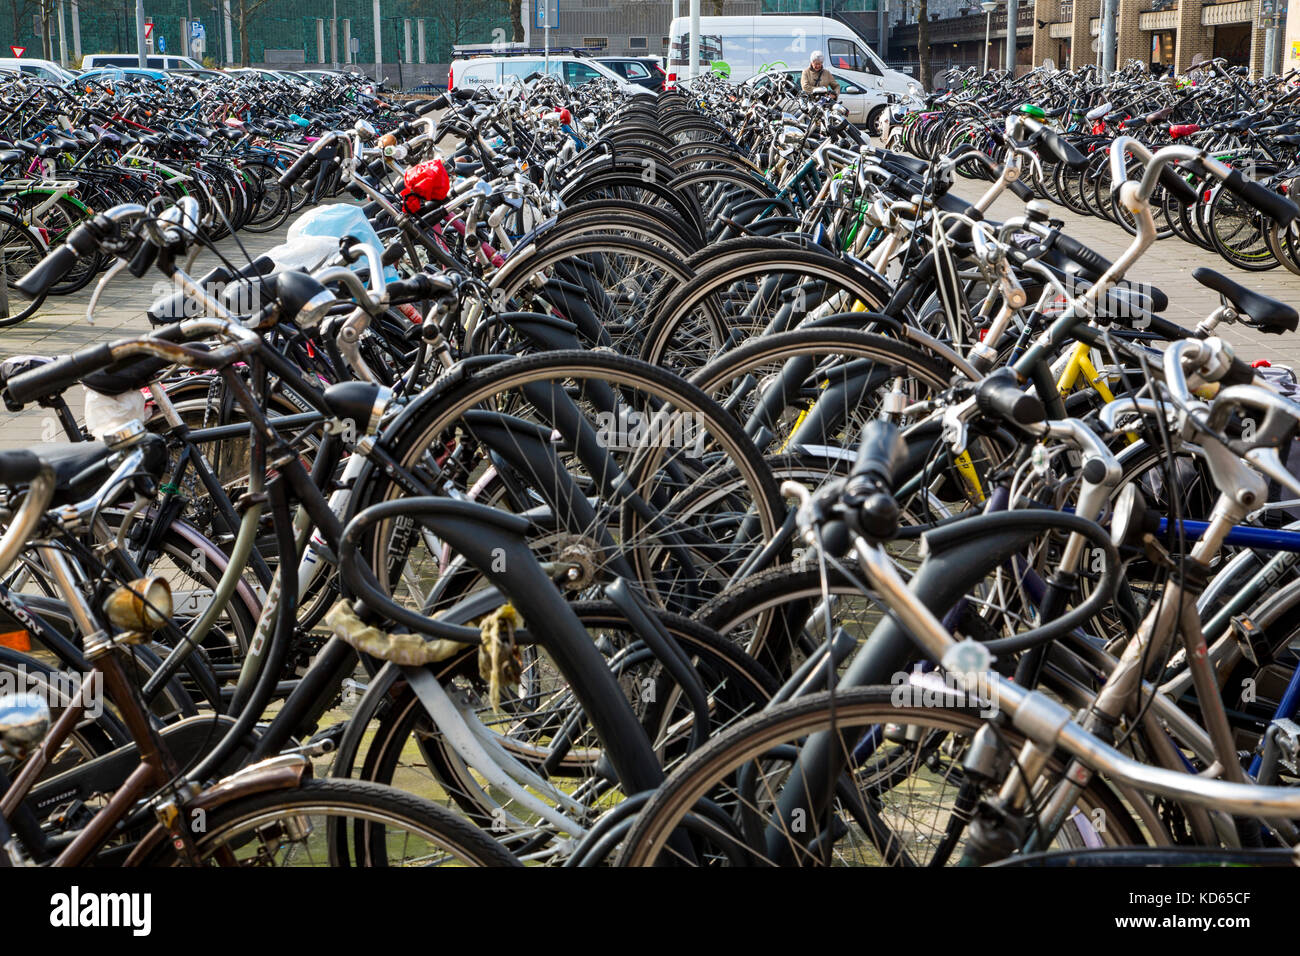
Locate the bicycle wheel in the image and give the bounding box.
[1207,182,1279,271]
[348,350,786,620]
[7,193,100,295]
[0,207,49,327]
[487,235,694,355]
[640,247,893,377]
[616,687,1144,866]
[140,777,521,866]
[342,604,777,858]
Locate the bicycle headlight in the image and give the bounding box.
[276,270,336,329]
[104,576,173,633]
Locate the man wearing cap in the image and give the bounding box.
[801,50,840,97]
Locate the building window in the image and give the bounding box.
[630,36,647,49]
[583,36,608,50]
[662,36,670,47]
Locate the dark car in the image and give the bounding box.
[597,56,665,92]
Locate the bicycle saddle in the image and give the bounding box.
[14,139,60,158]
[0,439,117,503]
[1192,267,1299,333]
[1085,102,1111,121]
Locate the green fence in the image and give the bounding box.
[10,0,508,66]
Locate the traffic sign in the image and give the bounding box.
[157,34,165,52]
[349,36,360,54]
[8,45,23,57]
[190,21,204,40]
[534,0,557,30]
[144,22,153,37]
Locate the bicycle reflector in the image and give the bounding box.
[401,158,450,213]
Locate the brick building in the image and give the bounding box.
[1031,0,1273,75]
[888,0,1289,81]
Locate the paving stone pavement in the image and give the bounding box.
[982,191,1300,366]
[0,192,1298,449]
[0,222,294,449]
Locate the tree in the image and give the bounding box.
[708,0,725,14]
[236,0,272,65]
[917,0,932,89]
[430,0,507,52]
[6,0,39,53]
[37,0,50,58]
[508,0,521,41]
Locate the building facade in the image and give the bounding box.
[1030,0,1275,75]
[888,0,1290,81]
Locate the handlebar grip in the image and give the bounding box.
[1052,232,1114,280]
[1007,173,1035,201]
[1221,354,1256,388]
[278,148,319,188]
[0,450,42,485]
[1223,169,1299,226]
[385,274,435,303]
[13,242,81,298]
[1136,312,1195,342]
[1037,127,1087,169]
[417,95,447,114]
[1159,165,1200,207]
[312,142,339,204]
[975,368,1046,427]
[5,344,116,405]
[840,120,868,147]
[849,420,906,488]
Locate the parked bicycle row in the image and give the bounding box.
[2,69,1300,866]
[889,59,1300,274]
[0,67,416,327]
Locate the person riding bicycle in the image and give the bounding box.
[801,51,840,99]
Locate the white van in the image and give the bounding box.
[667,16,916,100]
[449,54,650,94]
[0,58,75,83]
[81,53,203,71]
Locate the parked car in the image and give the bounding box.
[596,56,665,92]
[745,68,891,132]
[81,53,203,71]
[71,66,170,85]
[448,53,650,95]
[0,57,75,84]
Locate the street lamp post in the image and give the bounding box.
[981,0,997,74]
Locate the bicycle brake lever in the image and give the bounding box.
[1245,446,1300,500]
[86,258,130,326]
